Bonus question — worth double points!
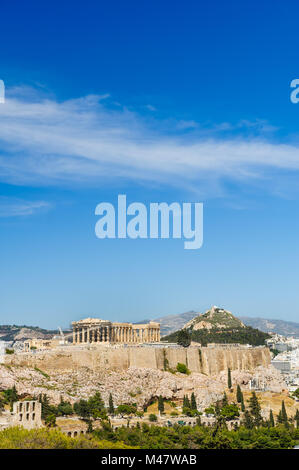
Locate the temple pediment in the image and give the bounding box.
[74,317,108,324]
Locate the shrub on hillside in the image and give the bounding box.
[176,363,190,375]
[0,427,135,449]
[149,414,158,422]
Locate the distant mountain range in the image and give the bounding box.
[0,309,298,343]
[238,316,299,338]
[0,325,70,342]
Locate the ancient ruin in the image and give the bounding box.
[0,400,42,430]
[72,317,160,344]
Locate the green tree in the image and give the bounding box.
[191,392,197,410]
[220,404,240,421]
[177,329,191,347]
[215,401,221,416]
[236,385,242,403]
[240,394,245,412]
[204,406,215,416]
[39,394,57,420]
[116,404,137,417]
[228,368,232,389]
[248,391,262,427]
[2,386,18,411]
[280,401,289,428]
[269,409,275,427]
[222,392,228,407]
[183,395,191,409]
[57,399,73,416]
[294,409,299,428]
[11,385,18,402]
[108,393,115,415]
[88,392,106,419]
[45,413,56,427]
[73,399,91,420]
[277,409,283,424]
[243,410,254,429]
[158,396,164,414]
[87,419,93,433]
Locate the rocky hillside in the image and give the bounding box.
[163,306,270,346]
[0,364,287,409]
[156,310,299,337]
[182,306,246,331]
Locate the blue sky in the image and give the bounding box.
[0,1,299,328]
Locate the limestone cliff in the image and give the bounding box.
[4,344,271,376]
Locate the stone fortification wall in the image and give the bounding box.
[4,344,271,375]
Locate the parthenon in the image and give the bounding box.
[72,318,160,344]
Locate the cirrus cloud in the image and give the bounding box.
[0,196,51,217]
[0,87,298,196]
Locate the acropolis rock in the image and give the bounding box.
[4,344,271,375]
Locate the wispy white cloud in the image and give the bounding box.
[145,104,157,112]
[176,120,198,130]
[0,87,298,195]
[0,197,51,217]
